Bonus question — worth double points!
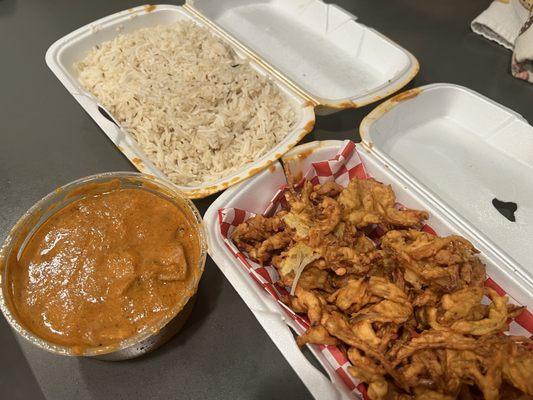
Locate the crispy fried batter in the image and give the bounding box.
[381,230,486,293]
[291,286,324,326]
[502,341,533,395]
[297,325,339,347]
[338,178,428,229]
[427,287,509,336]
[348,347,389,400]
[231,212,287,261]
[282,266,332,292]
[230,177,531,400]
[283,181,342,238]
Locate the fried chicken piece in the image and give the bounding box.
[381,230,486,293]
[337,178,428,229]
[297,325,339,347]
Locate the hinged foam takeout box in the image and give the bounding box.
[45,1,419,198]
[204,83,533,399]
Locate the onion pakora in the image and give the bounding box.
[231,177,532,400]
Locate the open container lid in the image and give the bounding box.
[45,1,419,199]
[360,83,533,289]
[185,0,419,110]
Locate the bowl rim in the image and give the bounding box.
[0,171,208,357]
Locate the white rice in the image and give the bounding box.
[76,21,297,186]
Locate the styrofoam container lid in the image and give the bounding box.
[360,83,533,289]
[187,0,419,109]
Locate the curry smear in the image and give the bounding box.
[7,188,201,350]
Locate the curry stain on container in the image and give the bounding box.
[297,148,314,160]
[144,5,157,13]
[131,158,144,169]
[293,170,303,183]
[247,167,262,177]
[393,88,421,102]
[303,119,316,136]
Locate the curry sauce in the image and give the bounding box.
[8,188,201,349]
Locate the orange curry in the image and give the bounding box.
[8,188,200,350]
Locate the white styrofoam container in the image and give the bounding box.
[188,0,419,110]
[45,2,418,198]
[204,85,533,399]
[360,83,533,301]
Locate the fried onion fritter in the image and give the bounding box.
[381,230,486,293]
[230,178,532,399]
[338,178,429,229]
[296,325,339,347]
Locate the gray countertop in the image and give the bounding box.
[1,0,531,399]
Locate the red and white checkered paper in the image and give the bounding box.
[217,140,533,399]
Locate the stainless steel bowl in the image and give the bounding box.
[0,172,207,360]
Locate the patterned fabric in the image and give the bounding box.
[471,0,533,83]
[512,12,533,82]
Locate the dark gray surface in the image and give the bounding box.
[0,0,531,399]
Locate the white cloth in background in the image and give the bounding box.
[471,0,533,82]
[471,0,529,50]
[512,13,533,81]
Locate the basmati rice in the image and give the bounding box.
[76,21,298,186]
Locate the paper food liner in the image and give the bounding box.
[217,140,533,399]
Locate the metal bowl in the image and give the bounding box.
[0,172,207,360]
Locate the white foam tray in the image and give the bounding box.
[188,0,419,109]
[45,2,418,198]
[205,85,533,399]
[360,83,533,297]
